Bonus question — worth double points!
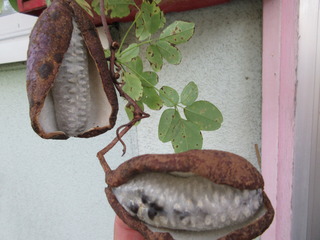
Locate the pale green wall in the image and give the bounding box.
[0,63,138,239]
[0,0,262,239]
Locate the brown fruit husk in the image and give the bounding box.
[26,0,118,139]
[106,150,274,240]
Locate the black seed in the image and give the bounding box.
[148,207,157,220]
[174,209,182,215]
[141,194,149,204]
[150,202,163,212]
[176,211,190,220]
[128,202,139,214]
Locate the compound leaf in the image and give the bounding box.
[184,101,223,131]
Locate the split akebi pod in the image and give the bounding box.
[106,150,274,240]
[26,0,118,139]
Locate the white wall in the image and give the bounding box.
[127,0,262,170]
[0,0,262,239]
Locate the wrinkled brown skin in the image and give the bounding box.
[105,150,274,240]
[26,0,118,139]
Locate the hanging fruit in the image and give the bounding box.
[105,150,274,240]
[26,0,118,139]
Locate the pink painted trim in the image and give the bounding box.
[261,0,298,239]
[261,0,281,238]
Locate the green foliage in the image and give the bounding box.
[146,45,163,71]
[8,0,18,11]
[75,0,93,17]
[159,86,179,107]
[171,119,203,153]
[136,1,165,40]
[158,109,180,142]
[160,21,195,44]
[92,0,135,18]
[141,87,162,110]
[89,0,223,153]
[184,101,223,131]
[180,81,198,106]
[0,0,3,13]
[122,72,143,100]
[156,40,181,64]
[116,43,139,63]
[157,82,222,153]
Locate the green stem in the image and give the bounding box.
[118,11,143,53]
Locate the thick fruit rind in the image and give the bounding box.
[105,149,274,240]
[26,0,118,139]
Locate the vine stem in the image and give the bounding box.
[118,11,142,53]
[99,0,117,78]
[98,1,150,174]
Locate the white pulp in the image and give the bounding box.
[51,20,90,136]
[113,172,263,231]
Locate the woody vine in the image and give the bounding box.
[90,0,223,160]
[5,0,275,238]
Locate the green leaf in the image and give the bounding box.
[141,1,162,34]
[159,86,179,107]
[45,0,51,7]
[126,56,143,73]
[124,59,158,88]
[91,0,100,15]
[180,81,198,106]
[135,1,165,40]
[140,71,158,87]
[160,21,195,45]
[142,87,163,110]
[172,119,203,153]
[184,101,223,131]
[105,0,135,18]
[156,40,181,65]
[122,72,143,100]
[146,45,163,72]
[104,49,111,58]
[135,12,151,41]
[117,43,139,63]
[8,0,18,11]
[125,101,144,122]
[0,0,3,13]
[158,109,181,142]
[75,0,93,17]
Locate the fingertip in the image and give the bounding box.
[114,216,144,240]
